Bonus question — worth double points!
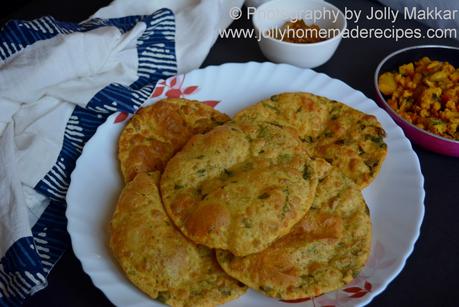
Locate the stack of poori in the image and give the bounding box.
[109,93,387,306]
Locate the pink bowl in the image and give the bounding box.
[374,45,459,157]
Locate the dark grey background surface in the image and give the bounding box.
[1,0,458,306]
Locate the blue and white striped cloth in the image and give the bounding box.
[0,0,244,304]
[0,9,177,306]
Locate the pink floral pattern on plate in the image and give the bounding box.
[114,75,220,124]
[151,74,220,107]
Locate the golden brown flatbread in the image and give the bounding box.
[160,120,319,256]
[118,98,230,182]
[216,162,372,300]
[234,92,387,188]
[109,172,246,307]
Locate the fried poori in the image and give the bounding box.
[216,162,372,300]
[234,92,387,188]
[109,172,246,307]
[160,120,320,256]
[118,98,230,182]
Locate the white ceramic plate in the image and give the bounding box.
[66,62,425,307]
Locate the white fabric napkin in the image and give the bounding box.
[94,0,245,73]
[0,0,242,303]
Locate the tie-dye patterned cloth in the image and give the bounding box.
[0,9,177,305]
